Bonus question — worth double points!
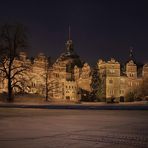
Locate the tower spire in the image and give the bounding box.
[129,46,133,59]
[65,25,74,53]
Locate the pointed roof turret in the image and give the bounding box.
[129,46,134,60]
[65,25,74,54]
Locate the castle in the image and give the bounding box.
[0,37,148,102]
[97,57,148,101]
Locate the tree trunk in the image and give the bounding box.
[45,78,48,101]
[7,78,13,102]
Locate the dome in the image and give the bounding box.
[55,39,84,69]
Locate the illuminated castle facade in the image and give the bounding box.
[48,39,91,101]
[0,37,92,101]
[97,58,148,100]
[0,38,148,102]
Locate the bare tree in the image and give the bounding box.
[46,79,60,101]
[0,23,29,102]
[44,57,50,101]
[41,57,60,101]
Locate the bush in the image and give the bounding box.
[125,92,135,102]
[106,97,115,103]
[134,97,142,101]
[95,97,106,102]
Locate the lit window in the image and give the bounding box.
[110,90,114,95]
[110,69,115,74]
[128,82,132,87]
[120,90,124,95]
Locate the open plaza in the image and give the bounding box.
[0,108,148,148]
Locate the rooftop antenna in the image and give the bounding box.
[129,46,133,58]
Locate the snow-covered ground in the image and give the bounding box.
[0,109,148,148]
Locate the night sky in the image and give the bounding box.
[0,0,148,65]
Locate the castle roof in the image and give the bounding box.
[54,39,84,70]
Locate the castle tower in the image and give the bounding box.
[50,27,83,101]
[126,60,137,78]
[105,58,120,99]
[97,58,120,100]
[143,64,148,78]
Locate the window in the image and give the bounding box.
[56,73,59,78]
[109,90,114,95]
[109,80,113,84]
[120,90,124,95]
[66,96,70,100]
[128,82,132,87]
[32,82,35,87]
[109,69,115,74]
[129,73,134,77]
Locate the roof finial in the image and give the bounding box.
[129,46,133,58]
[69,25,71,40]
